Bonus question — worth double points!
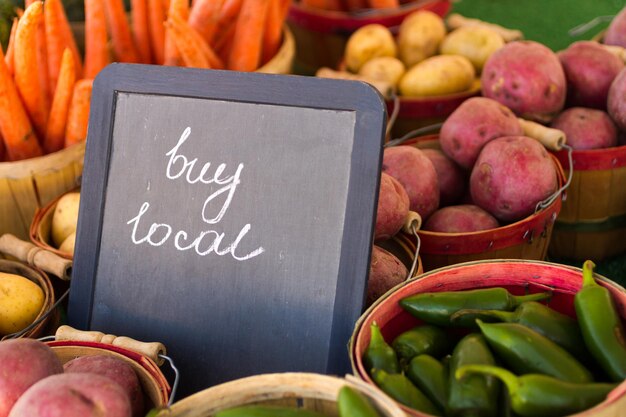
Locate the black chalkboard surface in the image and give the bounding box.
[68,64,386,397]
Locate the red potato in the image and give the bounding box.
[367,245,407,306]
[481,41,566,122]
[470,136,557,222]
[423,204,499,233]
[551,107,618,150]
[0,339,63,417]
[604,6,626,48]
[375,172,410,241]
[382,146,440,220]
[439,97,523,169]
[421,148,466,206]
[558,41,624,109]
[8,373,131,417]
[64,355,144,417]
[608,68,626,131]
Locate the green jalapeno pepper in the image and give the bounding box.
[391,325,452,364]
[406,354,447,412]
[363,322,400,375]
[575,260,626,382]
[477,319,593,383]
[371,369,441,416]
[215,406,329,417]
[447,333,499,417]
[399,288,552,327]
[451,301,587,360]
[338,385,381,417]
[456,365,618,417]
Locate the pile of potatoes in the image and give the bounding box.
[317,10,509,98]
[50,190,80,256]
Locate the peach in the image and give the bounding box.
[8,373,132,417]
[0,339,63,417]
[64,355,144,417]
[423,205,499,233]
[558,41,623,109]
[551,108,618,150]
[439,97,523,169]
[382,146,439,220]
[470,136,557,222]
[375,173,410,241]
[481,41,566,122]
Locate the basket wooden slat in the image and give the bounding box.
[0,142,84,241]
[550,146,626,260]
[157,373,405,417]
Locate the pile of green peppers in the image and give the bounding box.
[362,260,626,417]
[212,385,384,417]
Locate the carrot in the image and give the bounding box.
[217,0,243,25]
[212,0,242,52]
[261,0,290,65]
[228,0,270,71]
[188,19,224,69]
[45,0,83,93]
[15,2,49,139]
[84,0,110,78]
[164,0,190,66]
[214,21,235,64]
[147,0,166,65]
[0,47,42,160]
[189,0,224,45]
[131,0,152,64]
[104,0,140,63]
[367,0,399,8]
[36,3,51,107]
[45,49,76,153]
[65,79,93,147]
[165,15,211,69]
[25,0,36,6]
[5,17,17,76]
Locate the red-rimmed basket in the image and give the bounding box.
[378,232,424,278]
[386,80,481,138]
[287,0,451,74]
[400,135,565,272]
[549,144,626,261]
[349,259,626,417]
[45,327,174,412]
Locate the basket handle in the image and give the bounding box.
[446,13,523,42]
[55,325,167,366]
[345,374,406,417]
[518,119,566,151]
[0,234,72,280]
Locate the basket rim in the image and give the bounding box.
[0,141,85,178]
[0,259,55,340]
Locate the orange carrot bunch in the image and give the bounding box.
[0,0,293,162]
[300,0,399,12]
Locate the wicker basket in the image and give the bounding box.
[0,259,57,340]
[0,142,84,241]
[156,373,406,417]
[401,135,565,272]
[378,233,423,278]
[47,325,173,411]
[287,0,450,75]
[549,145,626,261]
[350,259,626,417]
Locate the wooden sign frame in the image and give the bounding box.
[68,64,386,396]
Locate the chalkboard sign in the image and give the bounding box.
[68,64,386,397]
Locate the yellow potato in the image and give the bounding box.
[0,272,44,335]
[440,26,505,72]
[51,191,80,248]
[345,24,397,73]
[399,55,476,97]
[398,10,446,68]
[59,231,76,256]
[358,57,406,88]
